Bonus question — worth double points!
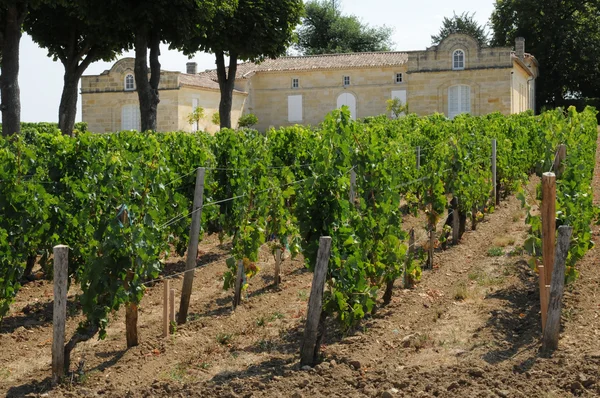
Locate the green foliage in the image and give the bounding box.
[431,11,489,46]
[187,106,205,126]
[237,113,258,128]
[294,0,394,55]
[386,98,409,119]
[211,112,220,126]
[490,0,600,107]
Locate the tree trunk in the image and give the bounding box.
[215,51,238,130]
[0,4,26,137]
[58,68,82,137]
[134,27,160,132]
[23,255,36,281]
[58,40,97,137]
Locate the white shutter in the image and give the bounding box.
[122,105,132,130]
[448,86,459,119]
[192,98,199,131]
[288,95,302,122]
[391,90,407,118]
[460,85,471,114]
[122,105,140,131]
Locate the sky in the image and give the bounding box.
[20,0,496,123]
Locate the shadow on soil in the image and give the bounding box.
[0,296,80,335]
[481,260,541,370]
[6,378,52,398]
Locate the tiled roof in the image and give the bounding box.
[198,51,410,80]
[178,73,245,93]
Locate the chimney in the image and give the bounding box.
[186,62,197,75]
[515,37,525,60]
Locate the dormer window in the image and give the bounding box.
[124,74,135,91]
[453,50,465,70]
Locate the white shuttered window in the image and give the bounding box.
[288,95,303,122]
[448,85,471,119]
[121,104,141,131]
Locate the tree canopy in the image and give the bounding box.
[178,0,303,129]
[490,0,600,108]
[431,11,489,47]
[294,0,394,55]
[25,0,132,135]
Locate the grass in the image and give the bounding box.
[487,246,505,257]
[468,270,505,286]
[454,282,468,301]
[298,289,308,301]
[216,333,234,345]
[492,236,516,247]
[256,311,285,327]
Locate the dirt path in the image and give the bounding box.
[2,137,600,397]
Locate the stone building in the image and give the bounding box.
[81,34,538,133]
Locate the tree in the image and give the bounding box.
[490,0,600,108]
[431,11,489,47]
[102,0,223,131]
[295,0,394,55]
[177,0,303,129]
[25,1,131,136]
[0,1,29,136]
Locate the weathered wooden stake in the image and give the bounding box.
[491,139,497,205]
[300,237,332,367]
[554,144,567,178]
[471,206,478,231]
[427,226,435,269]
[169,288,175,331]
[233,260,245,310]
[542,226,572,354]
[178,167,206,324]
[274,248,282,288]
[349,168,357,205]
[52,245,69,385]
[163,279,170,337]
[416,146,421,170]
[542,173,557,292]
[124,270,138,348]
[404,228,415,287]
[452,200,460,245]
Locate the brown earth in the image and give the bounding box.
[1,138,600,398]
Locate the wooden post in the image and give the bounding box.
[349,168,357,205]
[542,173,556,290]
[178,167,205,324]
[554,144,566,178]
[427,225,434,269]
[452,200,460,245]
[169,288,175,332]
[300,237,332,367]
[404,228,415,287]
[491,139,497,205]
[163,279,170,338]
[542,226,572,354]
[52,245,68,385]
[274,248,282,288]
[416,146,421,170]
[124,270,138,348]
[537,259,548,332]
[233,260,245,310]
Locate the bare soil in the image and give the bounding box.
[2,138,600,398]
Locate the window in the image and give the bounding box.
[191,98,199,132]
[452,50,465,70]
[292,78,299,89]
[395,73,403,83]
[288,95,302,122]
[448,85,470,119]
[121,104,140,130]
[343,76,350,86]
[390,90,407,118]
[124,74,135,91]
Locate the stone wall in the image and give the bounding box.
[177,87,247,134]
[247,66,408,130]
